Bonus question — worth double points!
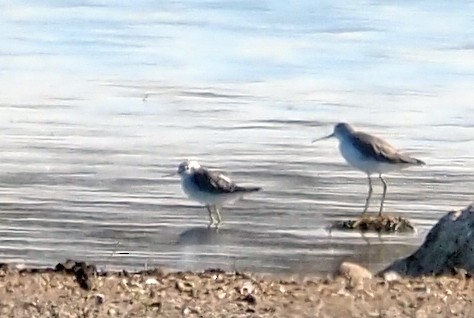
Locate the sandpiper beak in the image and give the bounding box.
[162,172,177,178]
[311,132,335,143]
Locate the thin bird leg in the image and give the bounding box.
[378,174,388,217]
[214,207,223,228]
[206,205,216,228]
[361,175,373,216]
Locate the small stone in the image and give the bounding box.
[176,280,193,292]
[413,285,429,293]
[216,291,226,299]
[94,293,105,305]
[182,307,191,315]
[383,271,402,282]
[454,268,468,279]
[107,308,117,316]
[145,278,159,285]
[120,278,129,290]
[63,259,77,270]
[338,262,373,282]
[239,282,255,295]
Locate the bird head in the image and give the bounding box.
[312,122,355,143]
[177,160,201,176]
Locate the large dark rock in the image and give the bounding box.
[55,259,97,290]
[378,204,474,277]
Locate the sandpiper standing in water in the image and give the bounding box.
[171,160,261,228]
[313,123,425,216]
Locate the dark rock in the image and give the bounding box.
[55,260,77,273]
[72,262,96,291]
[121,270,130,277]
[54,260,97,290]
[54,263,67,272]
[75,270,92,290]
[96,270,110,277]
[242,294,257,304]
[204,268,226,274]
[378,204,474,277]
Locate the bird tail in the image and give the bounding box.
[414,158,426,166]
[401,155,425,166]
[235,186,261,193]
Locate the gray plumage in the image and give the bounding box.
[349,131,425,166]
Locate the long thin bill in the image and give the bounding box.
[311,133,334,143]
[162,172,176,177]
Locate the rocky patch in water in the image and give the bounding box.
[331,214,416,233]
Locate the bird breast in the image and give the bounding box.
[339,140,375,174]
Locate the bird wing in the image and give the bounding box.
[191,168,236,194]
[351,132,421,165]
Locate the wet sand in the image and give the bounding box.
[0,261,472,318]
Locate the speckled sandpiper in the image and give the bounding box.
[167,160,261,228]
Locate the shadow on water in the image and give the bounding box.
[177,227,236,245]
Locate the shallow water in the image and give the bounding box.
[0,1,473,274]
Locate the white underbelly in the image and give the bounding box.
[339,141,399,175]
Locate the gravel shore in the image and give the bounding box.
[0,261,472,318]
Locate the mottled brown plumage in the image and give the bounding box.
[350,131,425,166]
